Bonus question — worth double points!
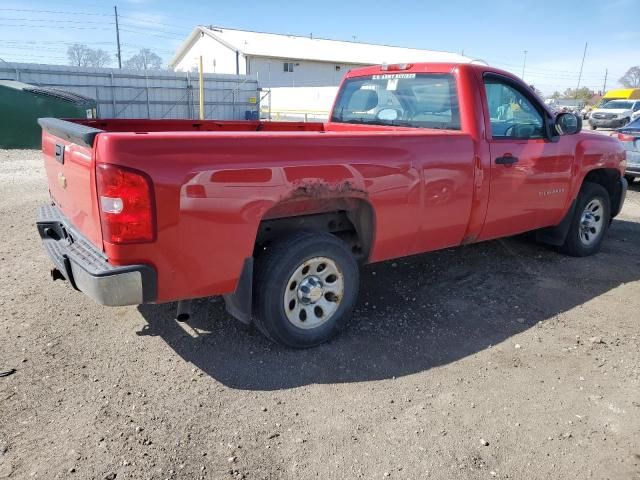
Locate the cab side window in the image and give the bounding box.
[484,78,544,139]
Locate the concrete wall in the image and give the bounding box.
[0,62,258,120]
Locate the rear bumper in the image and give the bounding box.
[37,204,157,306]
[626,151,640,177]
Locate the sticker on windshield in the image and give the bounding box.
[387,78,398,91]
[372,73,416,80]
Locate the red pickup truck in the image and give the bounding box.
[37,62,627,348]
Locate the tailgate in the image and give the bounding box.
[38,118,104,249]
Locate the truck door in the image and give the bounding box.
[479,74,573,241]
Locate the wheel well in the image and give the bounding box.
[254,200,374,263]
[583,168,619,200]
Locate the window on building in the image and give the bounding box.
[284,62,294,73]
[335,65,341,71]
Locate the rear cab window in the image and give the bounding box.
[330,73,461,130]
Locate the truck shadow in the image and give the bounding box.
[137,218,640,391]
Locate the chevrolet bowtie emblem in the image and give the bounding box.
[57,172,67,189]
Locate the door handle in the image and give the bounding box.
[495,155,519,165]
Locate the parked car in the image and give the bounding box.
[36,62,627,348]
[613,116,640,184]
[589,99,640,130]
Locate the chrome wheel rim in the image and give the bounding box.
[579,198,604,246]
[283,256,344,329]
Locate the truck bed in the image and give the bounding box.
[38,117,474,303]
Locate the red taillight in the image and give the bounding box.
[617,133,637,141]
[96,163,155,244]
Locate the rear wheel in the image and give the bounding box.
[253,231,359,348]
[560,182,611,257]
[590,124,597,130]
[625,175,636,185]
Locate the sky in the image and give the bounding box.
[0,0,638,96]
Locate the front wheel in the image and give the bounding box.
[625,175,636,185]
[560,182,611,257]
[253,231,359,348]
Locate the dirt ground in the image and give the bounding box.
[0,148,639,480]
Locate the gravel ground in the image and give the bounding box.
[0,148,639,480]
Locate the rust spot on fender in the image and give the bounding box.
[264,181,369,219]
[286,180,368,201]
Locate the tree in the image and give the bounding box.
[88,49,111,68]
[67,43,92,67]
[123,49,162,71]
[619,66,640,88]
[67,43,111,68]
[551,91,562,99]
[561,87,594,101]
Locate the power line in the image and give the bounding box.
[0,17,114,25]
[0,8,110,16]
[118,28,185,39]
[0,23,114,30]
[0,39,115,45]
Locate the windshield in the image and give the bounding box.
[601,100,633,110]
[330,73,460,130]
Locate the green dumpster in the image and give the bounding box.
[0,80,97,149]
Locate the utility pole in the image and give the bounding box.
[521,50,528,80]
[114,6,122,69]
[602,68,608,94]
[574,42,588,99]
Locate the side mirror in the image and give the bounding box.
[555,112,582,136]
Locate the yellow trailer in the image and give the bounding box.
[603,88,640,100]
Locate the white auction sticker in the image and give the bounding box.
[372,73,416,80]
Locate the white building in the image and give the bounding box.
[170,26,471,120]
[170,26,470,88]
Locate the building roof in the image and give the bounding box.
[170,26,471,68]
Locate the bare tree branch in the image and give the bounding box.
[619,66,640,88]
[123,49,162,71]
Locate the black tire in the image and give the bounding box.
[253,231,359,348]
[590,124,597,130]
[625,175,636,185]
[560,182,611,257]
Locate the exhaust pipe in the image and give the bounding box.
[176,300,192,322]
